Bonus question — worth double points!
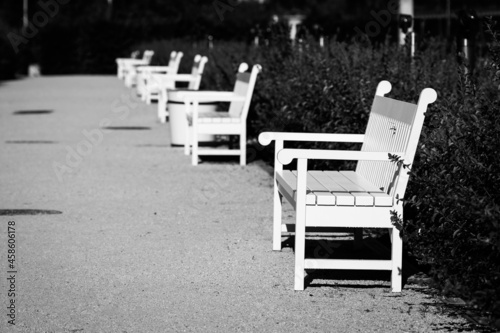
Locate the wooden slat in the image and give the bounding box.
[290,171,334,205]
[331,192,355,206]
[235,72,251,84]
[277,171,316,205]
[309,171,345,192]
[305,259,392,270]
[279,170,393,207]
[370,192,393,206]
[324,172,372,206]
[315,192,336,205]
[352,192,374,206]
[305,206,394,228]
[197,149,241,156]
[339,171,383,193]
[306,171,336,205]
[309,171,354,206]
[292,171,336,205]
[292,171,327,191]
[324,171,366,192]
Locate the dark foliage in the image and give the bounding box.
[145,21,500,328]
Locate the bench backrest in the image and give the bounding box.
[167,51,183,73]
[143,50,154,64]
[228,63,262,119]
[187,55,209,90]
[356,81,437,199]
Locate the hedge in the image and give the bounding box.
[141,21,500,328]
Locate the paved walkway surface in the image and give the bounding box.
[0,76,481,332]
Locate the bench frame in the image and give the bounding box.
[155,54,208,123]
[177,63,262,166]
[258,81,437,291]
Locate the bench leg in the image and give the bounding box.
[294,205,306,290]
[191,126,199,166]
[273,188,283,251]
[184,125,190,156]
[390,226,403,292]
[158,99,167,123]
[136,75,143,98]
[294,159,307,291]
[239,131,246,166]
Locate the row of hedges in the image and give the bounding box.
[140,21,500,328]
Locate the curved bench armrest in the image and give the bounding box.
[155,74,197,85]
[137,66,175,73]
[258,132,365,146]
[122,59,149,66]
[277,149,405,165]
[179,91,246,103]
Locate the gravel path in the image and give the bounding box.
[0,76,481,332]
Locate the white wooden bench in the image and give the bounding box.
[136,51,184,99]
[116,50,154,82]
[258,81,437,291]
[156,54,209,123]
[115,50,142,79]
[177,63,262,166]
[124,51,181,89]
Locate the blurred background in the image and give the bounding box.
[0,0,499,78]
[1,1,500,328]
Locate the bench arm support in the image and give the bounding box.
[277,149,405,165]
[158,74,197,83]
[137,66,176,73]
[179,91,246,103]
[258,132,365,146]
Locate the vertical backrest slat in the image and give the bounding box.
[143,50,154,64]
[188,55,208,90]
[228,64,261,119]
[356,96,418,194]
[167,51,177,67]
[228,72,250,117]
[353,81,436,199]
[169,52,183,74]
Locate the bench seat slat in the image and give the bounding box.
[301,172,336,205]
[278,171,316,205]
[308,171,346,192]
[323,171,366,192]
[339,171,384,193]
[370,192,393,206]
[278,170,393,207]
[306,171,352,205]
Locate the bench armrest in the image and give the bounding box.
[277,149,405,165]
[123,60,150,67]
[155,74,197,85]
[137,66,175,73]
[178,91,246,103]
[258,132,365,146]
[118,59,148,65]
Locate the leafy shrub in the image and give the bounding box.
[146,22,500,327]
[402,22,500,328]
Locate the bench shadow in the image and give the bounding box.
[0,209,63,215]
[282,231,424,290]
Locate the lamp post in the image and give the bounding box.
[398,0,413,46]
[399,0,415,57]
[105,0,113,20]
[23,0,29,29]
[457,9,478,73]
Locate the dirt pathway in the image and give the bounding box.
[0,76,480,332]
